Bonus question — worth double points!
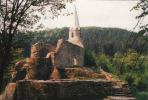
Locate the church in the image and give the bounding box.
[30,5,84,68]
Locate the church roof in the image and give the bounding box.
[72,5,80,29]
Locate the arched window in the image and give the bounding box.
[72,32,74,37]
[80,30,81,37]
[73,58,77,65]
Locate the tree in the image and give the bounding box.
[133,0,148,33]
[0,0,73,92]
[84,49,97,67]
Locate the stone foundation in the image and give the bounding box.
[16,80,113,100]
[0,79,136,100]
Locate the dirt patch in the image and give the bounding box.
[58,67,115,81]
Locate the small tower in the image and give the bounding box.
[68,5,84,48]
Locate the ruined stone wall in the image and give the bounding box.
[54,40,84,68]
[31,42,55,58]
[30,40,84,69]
[16,80,113,100]
[25,58,52,80]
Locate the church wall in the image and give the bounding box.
[54,40,84,68]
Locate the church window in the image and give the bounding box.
[73,58,78,65]
[72,32,74,37]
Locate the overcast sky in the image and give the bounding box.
[39,0,142,32]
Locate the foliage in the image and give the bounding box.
[84,49,97,67]
[0,0,73,92]
[13,27,148,57]
[133,0,148,32]
[136,92,148,100]
[97,53,113,72]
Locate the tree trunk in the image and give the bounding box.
[0,32,14,93]
[0,59,6,93]
[0,48,11,93]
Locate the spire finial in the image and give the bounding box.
[73,5,80,29]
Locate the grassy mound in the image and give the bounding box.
[58,66,117,81]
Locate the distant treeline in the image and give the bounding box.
[14,27,148,57]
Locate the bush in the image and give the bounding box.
[137,76,148,91]
[136,91,148,100]
[84,49,97,67]
[97,54,113,72]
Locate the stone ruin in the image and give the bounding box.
[11,4,84,81]
[0,5,136,100]
[12,32,84,81]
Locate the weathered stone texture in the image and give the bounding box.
[16,80,113,100]
[0,83,16,100]
[31,42,55,58]
[25,58,52,80]
[54,40,84,68]
[11,61,27,82]
[50,67,61,80]
[30,40,84,68]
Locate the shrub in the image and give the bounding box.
[84,49,97,67]
[136,91,148,100]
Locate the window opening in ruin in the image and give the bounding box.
[72,32,74,37]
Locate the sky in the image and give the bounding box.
[39,0,143,32]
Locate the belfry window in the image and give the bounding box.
[72,32,74,37]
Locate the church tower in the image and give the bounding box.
[68,5,84,48]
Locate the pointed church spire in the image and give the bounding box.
[68,4,83,48]
[73,5,80,29]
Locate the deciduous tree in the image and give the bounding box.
[133,0,148,33]
[0,0,73,92]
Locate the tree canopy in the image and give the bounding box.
[133,0,148,33]
[0,0,73,92]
